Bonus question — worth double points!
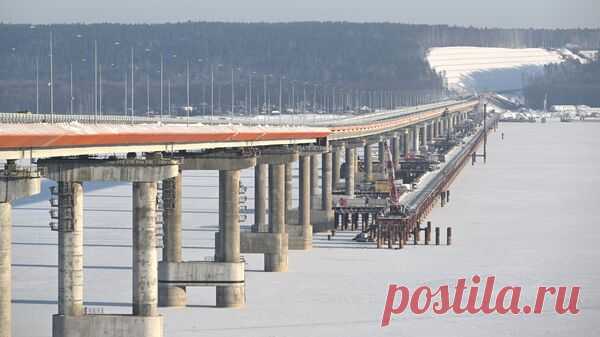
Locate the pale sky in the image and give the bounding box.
[1,0,599,29]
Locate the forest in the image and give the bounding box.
[1,22,599,114]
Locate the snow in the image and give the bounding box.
[427,46,565,93]
[9,121,600,336]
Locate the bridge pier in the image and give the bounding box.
[180,151,256,307]
[297,155,312,249]
[332,145,343,191]
[158,171,186,307]
[321,150,333,228]
[285,163,293,217]
[412,124,420,155]
[364,143,373,181]
[38,156,179,337]
[402,129,409,158]
[216,169,244,307]
[378,141,385,167]
[392,135,401,169]
[310,154,320,208]
[0,166,41,337]
[344,147,356,196]
[132,182,159,316]
[254,164,268,233]
[267,162,287,271]
[58,182,85,318]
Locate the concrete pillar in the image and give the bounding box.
[132,182,158,317]
[266,164,287,272]
[321,151,333,214]
[422,124,429,150]
[310,154,319,207]
[58,182,84,317]
[412,125,420,155]
[332,147,342,191]
[254,164,267,232]
[299,155,312,249]
[216,170,244,307]
[345,147,355,196]
[0,203,10,337]
[159,171,186,307]
[378,141,385,165]
[285,163,293,215]
[402,130,409,158]
[392,136,400,168]
[364,144,373,181]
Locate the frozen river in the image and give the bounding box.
[10,120,600,336]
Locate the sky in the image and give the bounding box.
[0,0,599,29]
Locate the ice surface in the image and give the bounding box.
[10,121,600,336]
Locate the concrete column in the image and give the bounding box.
[0,203,10,337]
[378,141,385,165]
[364,144,373,181]
[254,164,267,232]
[345,147,355,196]
[266,164,287,272]
[402,130,409,158]
[310,154,319,207]
[422,124,429,150]
[332,146,342,191]
[392,136,401,168]
[299,155,312,249]
[58,182,84,317]
[159,171,185,307]
[285,163,293,216]
[321,151,333,214]
[216,170,244,307]
[412,125,420,155]
[132,182,158,317]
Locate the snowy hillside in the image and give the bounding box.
[427,47,568,93]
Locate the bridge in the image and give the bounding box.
[0,96,489,337]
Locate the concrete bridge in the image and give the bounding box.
[0,97,479,337]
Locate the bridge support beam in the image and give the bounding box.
[254,164,268,233]
[0,167,41,337]
[159,170,186,307]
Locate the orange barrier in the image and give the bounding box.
[0,124,330,150]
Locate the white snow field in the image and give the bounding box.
[427,47,567,93]
[10,121,600,336]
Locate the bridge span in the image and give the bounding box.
[1,97,484,337]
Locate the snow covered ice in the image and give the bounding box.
[9,121,600,336]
